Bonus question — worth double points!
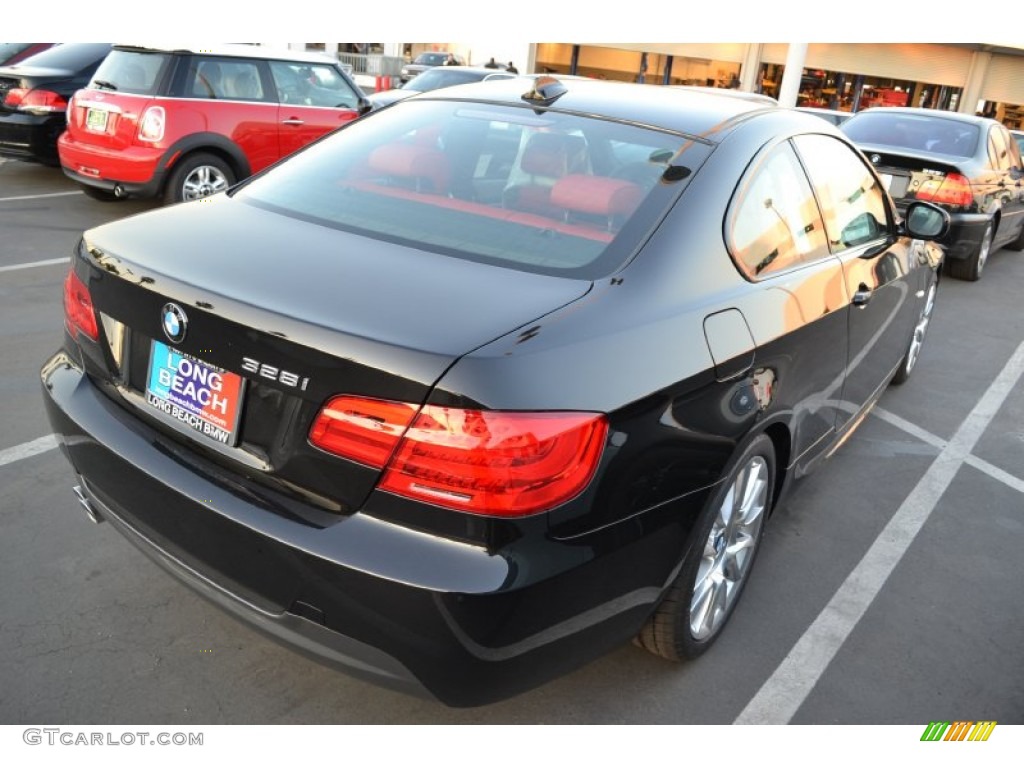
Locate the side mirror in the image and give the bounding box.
[901,201,950,240]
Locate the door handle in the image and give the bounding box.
[852,284,873,307]
[281,118,305,126]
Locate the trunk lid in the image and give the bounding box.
[859,144,971,211]
[79,194,592,515]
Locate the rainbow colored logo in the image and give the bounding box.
[920,721,997,742]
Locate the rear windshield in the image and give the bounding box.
[90,49,171,95]
[0,43,32,62]
[14,43,111,71]
[843,112,979,158]
[414,53,448,66]
[235,99,708,279]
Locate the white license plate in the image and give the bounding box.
[85,107,108,132]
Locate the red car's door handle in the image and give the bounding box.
[282,118,305,126]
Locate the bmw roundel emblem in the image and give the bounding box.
[161,302,188,344]
[870,154,881,164]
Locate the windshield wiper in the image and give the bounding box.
[92,80,118,91]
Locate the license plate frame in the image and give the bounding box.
[145,340,246,447]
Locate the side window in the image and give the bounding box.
[728,141,830,278]
[270,61,360,109]
[793,134,890,251]
[188,57,265,101]
[989,127,1012,171]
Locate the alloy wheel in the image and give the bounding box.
[689,455,769,640]
[181,165,230,201]
[977,223,993,276]
[904,281,937,376]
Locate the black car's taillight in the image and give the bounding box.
[63,270,98,341]
[310,396,607,517]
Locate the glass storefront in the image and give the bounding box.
[535,44,738,87]
[758,64,962,114]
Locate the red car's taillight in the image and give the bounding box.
[63,270,98,341]
[4,88,68,113]
[916,172,973,208]
[138,106,165,142]
[309,397,608,517]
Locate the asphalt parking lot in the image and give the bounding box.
[2,157,1022,725]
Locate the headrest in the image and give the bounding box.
[367,142,450,194]
[551,175,643,218]
[520,133,584,177]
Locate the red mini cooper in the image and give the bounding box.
[59,44,370,204]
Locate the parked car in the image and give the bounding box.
[399,51,463,83]
[797,106,853,126]
[842,107,1024,280]
[368,65,515,109]
[42,76,949,707]
[0,43,111,165]
[58,44,369,204]
[0,43,55,67]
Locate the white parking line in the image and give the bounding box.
[0,435,58,468]
[873,406,1024,495]
[0,191,83,203]
[0,257,68,273]
[965,455,1024,495]
[736,340,1024,724]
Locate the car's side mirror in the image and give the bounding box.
[901,201,950,240]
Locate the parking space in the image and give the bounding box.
[1,158,1022,724]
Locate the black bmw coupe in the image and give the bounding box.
[43,76,949,706]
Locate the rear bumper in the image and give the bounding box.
[941,212,990,261]
[0,111,63,164]
[40,349,676,706]
[58,132,167,197]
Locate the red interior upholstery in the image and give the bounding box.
[367,142,451,194]
[505,133,590,215]
[551,175,644,218]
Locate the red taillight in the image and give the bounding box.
[309,396,418,468]
[4,88,67,113]
[310,398,608,517]
[63,270,98,341]
[915,172,973,208]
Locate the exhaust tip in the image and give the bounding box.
[72,484,104,524]
[113,184,126,198]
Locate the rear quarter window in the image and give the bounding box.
[727,140,830,278]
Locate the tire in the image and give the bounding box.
[636,433,776,661]
[79,184,119,202]
[891,271,938,386]
[164,153,235,205]
[945,220,992,281]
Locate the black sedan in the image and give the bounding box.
[0,43,110,165]
[42,77,949,706]
[842,107,1024,280]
